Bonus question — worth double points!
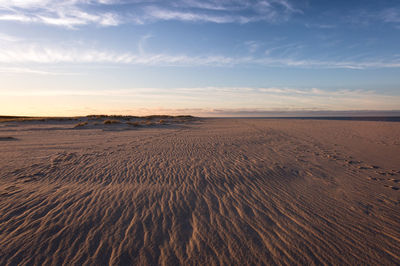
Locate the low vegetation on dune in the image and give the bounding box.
[87,115,195,129]
[103,120,121,125]
[87,115,132,121]
[143,120,154,126]
[126,121,140,127]
[73,122,88,128]
[0,116,77,123]
[125,120,167,127]
[0,115,195,124]
[1,115,197,131]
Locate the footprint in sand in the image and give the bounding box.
[347,160,361,165]
[367,177,384,181]
[358,165,379,170]
[377,171,396,176]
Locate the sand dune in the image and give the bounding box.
[0,118,399,265]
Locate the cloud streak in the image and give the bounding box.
[0,0,120,28]
[142,0,298,24]
[380,7,400,23]
[0,43,399,69]
[0,66,77,75]
[0,0,298,28]
[2,87,399,115]
[349,6,400,28]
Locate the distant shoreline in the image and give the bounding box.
[1,115,400,122]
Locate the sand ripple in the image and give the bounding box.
[0,119,399,265]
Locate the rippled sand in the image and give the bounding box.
[0,118,399,265]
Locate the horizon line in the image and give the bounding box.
[2,110,400,119]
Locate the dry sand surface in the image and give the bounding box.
[0,118,399,265]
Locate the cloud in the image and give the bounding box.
[305,23,336,29]
[0,43,399,69]
[0,13,34,22]
[0,0,121,28]
[36,11,119,27]
[0,0,298,28]
[143,7,237,24]
[137,34,153,54]
[142,0,299,24]
[349,6,400,28]
[264,42,305,57]
[193,109,400,117]
[0,86,377,97]
[0,66,76,75]
[244,41,260,53]
[381,8,400,23]
[0,33,21,42]
[2,87,399,115]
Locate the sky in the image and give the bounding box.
[0,0,399,116]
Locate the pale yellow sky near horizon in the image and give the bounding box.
[1,87,400,117]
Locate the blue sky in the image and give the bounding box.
[0,0,399,116]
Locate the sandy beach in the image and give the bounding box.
[0,118,399,265]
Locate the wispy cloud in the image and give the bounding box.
[0,0,120,28]
[0,43,399,69]
[0,86,378,97]
[305,23,336,29]
[0,0,298,28]
[0,66,77,75]
[349,6,400,28]
[142,0,297,24]
[380,8,400,23]
[143,7,239,24]
[192,109,400,117]
[0,32,21,42]
[244,41,261,53]
[2,87,399,114]
[137,34,153,55]
[264,42,305,57]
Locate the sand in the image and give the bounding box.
[0,118,399,265]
